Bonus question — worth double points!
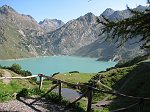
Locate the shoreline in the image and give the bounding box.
[0,56,50,61]
[0,55,101,62]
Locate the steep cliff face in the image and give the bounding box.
[40,13,104,55]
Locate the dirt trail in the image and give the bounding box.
[2,70,12,84]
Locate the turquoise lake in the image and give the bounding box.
[0,56,117,76]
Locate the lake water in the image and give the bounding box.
[0,56,116,75]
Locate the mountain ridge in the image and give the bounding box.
[0,5,147,60]
[39,19,64,32]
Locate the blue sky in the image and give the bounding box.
[0,0,147,23]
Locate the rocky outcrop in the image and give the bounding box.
[101,8,115,17]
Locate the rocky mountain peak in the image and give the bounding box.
[39,19,64,32]
[84,12,95,17]
[82,12,96,20]
[135,5,147,11]
[106,5,147,21]
[77,12,97,25]
[0,5,16,14]
[101,8,115,17]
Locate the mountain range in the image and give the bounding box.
[0,5,147,61]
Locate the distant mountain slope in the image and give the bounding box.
[101,5,147,21]
[0,5,51,59]
[74,36,145,61]
[39,13,104,55]
[73,5,147,61]
[0,5,147,60]
[39,19,64,32]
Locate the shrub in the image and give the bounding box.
[10,63,22,74]
[21,70,32,76]
[17,88,29,97]
[0,92,12,102]
[28,88,44,96]
[46,92,62,103]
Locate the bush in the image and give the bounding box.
[10,63,22,74]
[21,70,32,76]
[0,92,12,102]
[17,88,29,97]
[9,64,36,82]
[17,88,44,98]
[28,88,44,96]
[46,92,62,103]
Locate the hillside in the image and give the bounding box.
[90,56,150,111]
[74,36,145,61]
[40,13,103,55]
[0,5,51,59]
[0,68,37,101]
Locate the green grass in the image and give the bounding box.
[0,23,32,59]
[40,80,54,91]
[90,58,150,112]
[0,69,37,102]
[53,72,95,84]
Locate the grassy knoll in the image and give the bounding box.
[0,69,37,102]
[90,56,150,112]
[53,72,95,84]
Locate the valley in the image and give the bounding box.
[0,5,146,61]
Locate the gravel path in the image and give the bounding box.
[0,97,71,112]
[2,70,12,84]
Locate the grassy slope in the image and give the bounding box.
[110,61,150,112]
[0,23,32,59]
[53,73,95,84]
[90,56,150,112]
[0,69,37,102]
